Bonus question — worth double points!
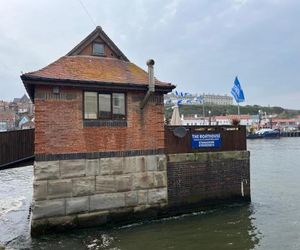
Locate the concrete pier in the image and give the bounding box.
[280,131,300,137]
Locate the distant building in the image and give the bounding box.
[13,94,30,103]
[164,92,233,106]
[272,118,298,131]
[0,111,16,131]
[18,115,30,128]
[180,114,207,126]
[0,121,7,131]
[202,94,233,105]
[21,120,35,130]
[180,114,258,127]
[0,101,9,111]
[14,94,34,115]
[0,94,35,131]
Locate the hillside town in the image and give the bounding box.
[164,92,233,106]
[178,113,300,132]
[1,92,299,133]
[165,92,300,132]
[0,94,34,131]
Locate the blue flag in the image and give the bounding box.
[231,76,245,103]
[196,96,204,104]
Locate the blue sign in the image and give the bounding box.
[191,133,221,149]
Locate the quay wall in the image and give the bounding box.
[280,131,300,137]
[167,151,250,209]
[31,150,250,234]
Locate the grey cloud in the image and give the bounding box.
[0,0,299,108]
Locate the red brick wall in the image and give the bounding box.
[167,156,251,207]
[34,86,165,155]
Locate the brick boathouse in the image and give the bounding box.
[21,27,250,235]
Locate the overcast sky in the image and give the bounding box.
[0,0,299,109]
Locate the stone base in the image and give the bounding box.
[31,151,251,235]
[31,204,169,236]
[31,154,168,235]
[31,196,251,236]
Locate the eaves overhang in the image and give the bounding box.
[21,75,176,102]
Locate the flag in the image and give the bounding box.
[231,76,245,103]
[195,96,203,104]
[175,91,179,96]
[177,99,183,106]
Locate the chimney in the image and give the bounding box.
[140,59,155,109]
[147,59,155,92]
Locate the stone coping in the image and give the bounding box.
[167,150,250,163]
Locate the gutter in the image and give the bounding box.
[21,73,175,101]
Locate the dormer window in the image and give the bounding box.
[93,43,104,56]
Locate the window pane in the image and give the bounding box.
[84,92,97,119]
[113,93,125,119]
[99,94,111,118]
[93,43,104,56]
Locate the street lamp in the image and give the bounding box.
[208,110,211,126]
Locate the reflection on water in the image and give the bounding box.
[0,138,299,249]
[30,205,259,250]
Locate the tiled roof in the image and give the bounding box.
[22,56,173,88]
[0,111,15,121]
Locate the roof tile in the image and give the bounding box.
[23,56,172,87]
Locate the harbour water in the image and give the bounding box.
[0,138,299,249]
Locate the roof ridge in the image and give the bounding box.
[66,26,129,62]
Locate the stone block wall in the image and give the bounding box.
[31,150,251,234]
[31,154,167,233]
[167,151,250,208]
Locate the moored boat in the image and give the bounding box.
[247,128,280,139]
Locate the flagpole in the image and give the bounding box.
[231,76,244,117]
